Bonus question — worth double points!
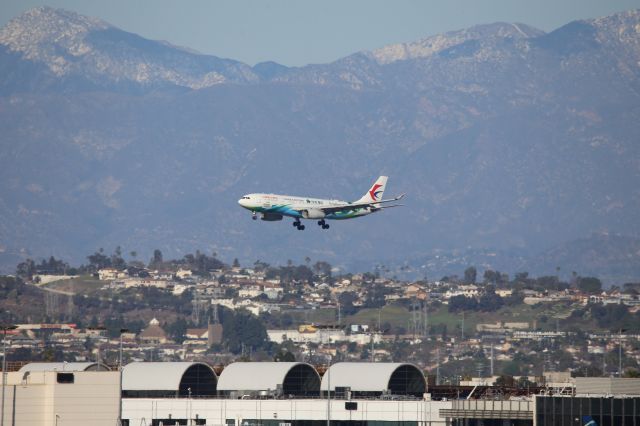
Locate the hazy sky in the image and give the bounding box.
[1,0,638,66]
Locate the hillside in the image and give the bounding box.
[0,7,639,280]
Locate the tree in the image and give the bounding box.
[483,270,498,285]
[448,295,478,312]
[313,261,332,279]
[166,317,191,344]
[111,246,126,270]
[590,304,636,331]
[222,309,269,354]
[16,259,36,279]
[494,375,515,387]
[338,291,358,315]
[274,350,296,362]
[181,251,225,275]
[253,260,270,272]
[34,256,69,274]
[478,287,503,312]
[150,249,163,268]
[542,275,571,291]
[0,276,24,300]
[516,376,535,389]
[463,267,477,284]
[578,277,602,294]
[232,258,241,268]
[87,250,111,271]
[624,368,640,378]
[365,284,388,308]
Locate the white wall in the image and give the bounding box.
[123,398,451,426]
[2,371,120,426]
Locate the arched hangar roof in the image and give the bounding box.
[19,362,109,372]
[320,362,426,395]
[122,362,217,396]
[217,362,320,395]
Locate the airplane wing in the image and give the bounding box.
[319,194,406,214]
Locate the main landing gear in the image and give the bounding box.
[292,219,329,230]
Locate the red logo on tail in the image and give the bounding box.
[369,184,383,201]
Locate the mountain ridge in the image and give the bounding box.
[0,6,258,92]
[0,7,639,282]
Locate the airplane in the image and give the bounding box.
[238,176,404,230]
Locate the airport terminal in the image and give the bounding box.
[1,361,639,426]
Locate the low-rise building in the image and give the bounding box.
[1,365,119,426]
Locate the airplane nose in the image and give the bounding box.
[238,198,249,208]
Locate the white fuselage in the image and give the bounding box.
[238,193,373,220]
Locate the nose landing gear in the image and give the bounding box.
[252,212,257,220]
[317,220,330,229]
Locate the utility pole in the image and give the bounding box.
[326,355,331,426]
[118,328,129,426]
[423,301,428,337]
[619,329,623,377]
[436,348,441,386]
[188,387,192,426]
[490,344,494,376]
[461,313,465,341]
[370,332,374,362]
[192,290,200,326]
[412,299,417,338]
[1,325,17,426]
[212,303,219,324]
[66,280,74,321]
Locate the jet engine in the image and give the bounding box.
[261,213,283,221]
[301,209,326,219]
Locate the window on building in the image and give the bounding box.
[56,373,74,384]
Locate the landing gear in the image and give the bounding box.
[293,220,305,230]
[317,220,330,230]
[252,212,257,221]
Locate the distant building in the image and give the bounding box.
[175,269,193,279]
[495,289,513,298]
[139,318,169,344]
[182,323,223,347]
[477,321,529,333]
[185,328,208,340]
[98,268,127,281]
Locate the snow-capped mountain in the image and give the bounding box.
[0,6,257,91]
[369,22,544,64]
[1,7,639,281]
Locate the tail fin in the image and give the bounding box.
[356,176,388,203]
